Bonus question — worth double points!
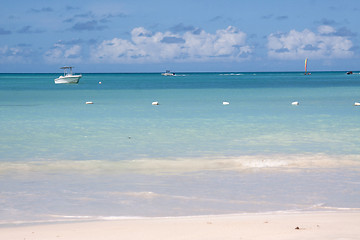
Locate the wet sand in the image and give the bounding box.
[1,211,360,240]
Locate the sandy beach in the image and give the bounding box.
[1,211,360,240]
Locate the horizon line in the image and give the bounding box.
[0,70,357,74]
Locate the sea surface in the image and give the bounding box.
[1,72,360,225]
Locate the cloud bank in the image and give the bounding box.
[91,26,252,63]
[2,24,355,66]
[267,25,354,59]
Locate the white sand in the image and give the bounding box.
[1,212,360,240]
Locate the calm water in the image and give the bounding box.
[1,72,360,225]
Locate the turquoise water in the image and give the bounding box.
[1,72,360,161]
[1,72,360,224]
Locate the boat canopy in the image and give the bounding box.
[60,66,74,70]
[60,66,75,75]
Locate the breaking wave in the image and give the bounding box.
[1,153,360,176]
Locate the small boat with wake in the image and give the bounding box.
[161,70,175,76]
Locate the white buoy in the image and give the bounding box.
[152,101,159,105]
[86,101,93,104]
[222,101,230,105]
[99,81,102,84]
[292,101,299,105]
[354,102,360,106]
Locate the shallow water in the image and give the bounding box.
[1,72,360,225]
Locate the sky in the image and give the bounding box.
[1,0,360,73]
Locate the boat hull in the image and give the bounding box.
[161,73,175,76]
[54,75,81,84]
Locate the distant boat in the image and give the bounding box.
[161,70,175,76]
[346,71,353,75]
[54,66,82,84]
[304,58,311,75]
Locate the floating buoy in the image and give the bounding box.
[152,101,159,105]
[292,101,299,105]
[222,101,230,105]
[99,81,102,84]
[86,101,93,104]
[354,102,360,106]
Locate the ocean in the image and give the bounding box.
[1,72,360,225]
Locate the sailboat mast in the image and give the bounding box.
[305,58,308,74]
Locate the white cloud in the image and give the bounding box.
[317,25,336,35]
[44,43,82,63]
[91,26,252,63]
[267,27,354,59]
[0,45,32,63]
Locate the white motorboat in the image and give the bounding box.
[54,66,82,84]
[161,70,175,76]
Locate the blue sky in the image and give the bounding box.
[1,0,359,72]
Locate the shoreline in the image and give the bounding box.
[2,153,360,176]
[1,211,360,240]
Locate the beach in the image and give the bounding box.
[2,212,360,240]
